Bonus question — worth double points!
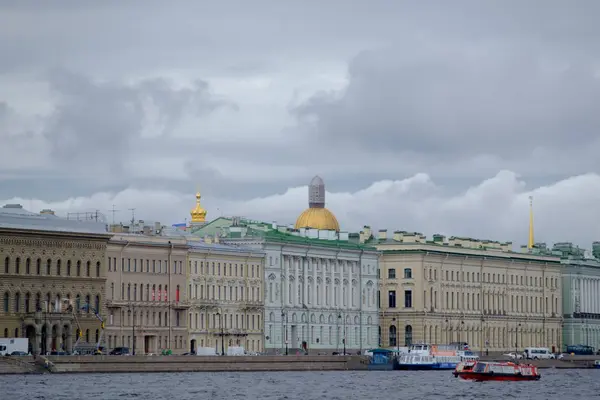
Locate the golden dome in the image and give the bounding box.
[190,191,207,224]
[294,207,340,232]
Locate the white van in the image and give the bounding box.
[524,347,555,360]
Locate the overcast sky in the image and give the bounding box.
[1,0,600,249]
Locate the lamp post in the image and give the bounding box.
[281,310,288,355]
[392,317,399,353]
[128,303,136,356]
[337,312,346,355]
[216,311,224,356]
[515,323,521,359]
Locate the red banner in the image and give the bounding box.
[164,290,167,302]
[158,290,161,301]
[152,290,155,301]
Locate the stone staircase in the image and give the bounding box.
[0,356,45,374]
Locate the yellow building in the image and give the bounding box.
[185,192,266,354]
[0,204,112,354]
[364,227,563,353]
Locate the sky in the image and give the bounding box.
[1,0,600,249]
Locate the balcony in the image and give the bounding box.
[241,300,262,311]
[171,301,191,310]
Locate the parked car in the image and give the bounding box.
[109,347,131,356]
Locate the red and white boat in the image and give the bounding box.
[453,361,541,382]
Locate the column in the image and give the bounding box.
[56,325,63,351]
[294,257,299,307]
[304,257,309,307]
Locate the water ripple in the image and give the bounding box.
[1,369,599,400]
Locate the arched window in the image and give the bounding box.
[24,293,30,312]
[15,257,20,274]
[94,295,100,313]
[96,261,101,277]
[164,285,168,302]
[127,284,131,300]
[3,257,8,273]
[85,295,91,313]
[95,329,99,343]
[75,294,81,312]
[85,329,90,342]
[56,260,61,276]
[176,285,180,302]
[36,258,41,275]
[46,259,51,275]
[378,326,382,346]
[14,292,20,312]
[86,261,91,277]
[158,285,162,301]
[14,328,18,338]
[45,293,51,312]
[164,311,168,326]
[35,293,41,311]
[3,292,8,312]
[405,325,413,346]
[76,261,81,277]
[3,328,7,338]
[389,325,397,347]
[25,258,31,274]
[67,260,71,276]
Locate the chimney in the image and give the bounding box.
[378,229,387,240]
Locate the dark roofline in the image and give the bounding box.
[0,227,112,240]
[381,248,561,265]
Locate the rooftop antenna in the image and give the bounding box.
[110,205,120,225]
[528,196,534,250]
[129,208,136,232]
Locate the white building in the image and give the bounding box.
[191,176,380,353]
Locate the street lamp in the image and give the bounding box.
[128,303,136,355]
[281,311,288,355]
[216,311,224,356]
[337,312,346,355]
[515,323,521,358]
[392,318,399,353]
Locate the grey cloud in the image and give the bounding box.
[41,69,233,175]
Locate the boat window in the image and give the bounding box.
[473,363,486,373]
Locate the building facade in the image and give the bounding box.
[369,228,563,353]
[191,176,380,354]
[193,222,380,354]
[105,234,189,354]
[187,241,265,354]
[0,204,111,354]
[559,242,600,351]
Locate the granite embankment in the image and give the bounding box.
[480,355,599,369]
[0,355,369,374]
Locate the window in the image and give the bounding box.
[56,260,61,275]
[404,268,412,279]
[388,290,396,308]
[46,259,51,275]
[76,261,81,277]
[3,292,8,312]
[3,257,8,273]
[15,258,20,274]
[14,293,19,312]
[86,261,91,276]
[404,290,413,308]
[26,258,31,274]
[389,325,397,347]
[388,269,396,279]
[405,325,413,346]
[96,262,101,277]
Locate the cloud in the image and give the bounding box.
[3,171,599,249]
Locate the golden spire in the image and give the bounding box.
[190,190,207,224]
[528,195,534,249]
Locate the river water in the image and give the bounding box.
[0,369,596,399]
